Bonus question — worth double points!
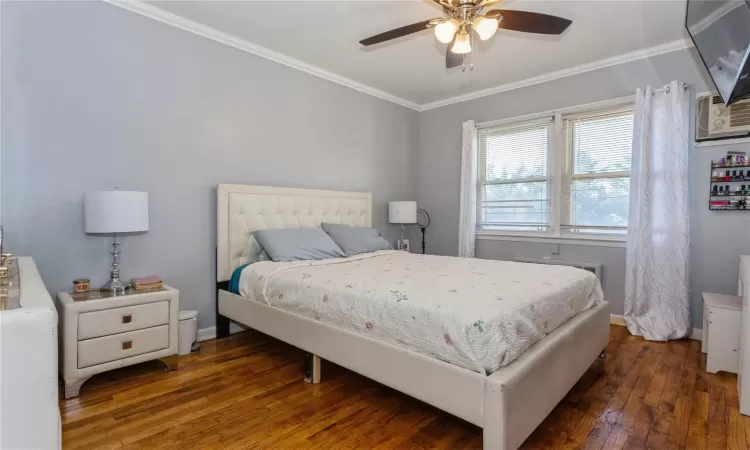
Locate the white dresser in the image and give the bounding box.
[739,255,750,415]
[0,257,61,450]
[59,285,179,398]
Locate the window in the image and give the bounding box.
[561,108,634,235]
[478,119,553,232]
[477,102,634,240]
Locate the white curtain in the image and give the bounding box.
[458,120,478,258]
[624,80,691,341]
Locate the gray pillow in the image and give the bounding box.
[247,235,270,263]
[321,223,393,256]
[254,228,346,262]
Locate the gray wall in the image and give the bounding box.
[419,48,750,326]
[0,1,419,328]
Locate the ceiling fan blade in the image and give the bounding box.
[360,19,436,46]
[485,10,572,35]
[446,37,463,69]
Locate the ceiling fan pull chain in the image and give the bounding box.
[469,33,475,71]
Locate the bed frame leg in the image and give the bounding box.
[304,353,321,384]
[216,280,231,339]
[216,314,230,339]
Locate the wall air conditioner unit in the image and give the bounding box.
[513,257,602,281]
[696,92,750,142]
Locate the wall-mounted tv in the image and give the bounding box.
[686,0,750,105]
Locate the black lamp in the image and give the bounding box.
[416,209,430,254]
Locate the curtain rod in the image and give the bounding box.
[650,83,690,94]
[476,83,689,129]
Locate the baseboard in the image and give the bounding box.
[197,322,246,342]
[609,314,627,327]
[690,328,703,342]
[197,327,216,342]
[610,314,702,341]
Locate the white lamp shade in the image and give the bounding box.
[434,19,458,44]
[389,201,417,224]
[472,16,499,41]
[451,32,472,54]
[84,191,149,234]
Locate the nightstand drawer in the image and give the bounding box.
[78,325,169,368]
[78,301,169,340]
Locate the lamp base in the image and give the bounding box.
[100,278,130,295]
[101,234,129,295]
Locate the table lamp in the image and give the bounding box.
[84,190,149,294]
[389,201,417,251]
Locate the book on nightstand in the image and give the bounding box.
[131,275,163,291]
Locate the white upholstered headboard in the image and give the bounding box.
[216,184,372,281]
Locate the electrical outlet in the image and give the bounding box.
[397,239,410,252]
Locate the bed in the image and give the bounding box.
[215,184,610,450]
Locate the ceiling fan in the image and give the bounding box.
[359,0,572,69]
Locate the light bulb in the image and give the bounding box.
[472,16,499,41]
[451,31,471,54]
[434,19,458,44]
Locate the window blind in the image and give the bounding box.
[478,120,551,232]
[561,108,634,235]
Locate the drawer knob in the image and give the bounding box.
[122,314,132,324]
[122,341,132,350]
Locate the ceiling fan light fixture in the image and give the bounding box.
[434,19,458,44]
[451,30,471,54]
[472,16,499,41]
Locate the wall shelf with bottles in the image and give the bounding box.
[709,151,750,211]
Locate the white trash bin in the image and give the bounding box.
[178,310,199,355]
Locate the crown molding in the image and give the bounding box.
[102,0,422,111]
[419,38,694,111]
[103,0,695,113]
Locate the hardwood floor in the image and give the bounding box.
[60,325,750,449]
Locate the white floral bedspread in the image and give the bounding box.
[239,250,603,374]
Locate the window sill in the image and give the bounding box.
[476,232,626,248]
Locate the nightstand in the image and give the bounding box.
[701,292,742,374]
[58,285,179,399]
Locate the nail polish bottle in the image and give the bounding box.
[740,170,746,180]
[726,170,732,181]
[733,170,739,180]
[719,186,724,194]
[713,185,719,195]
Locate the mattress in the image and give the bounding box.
[238,250,603,374]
